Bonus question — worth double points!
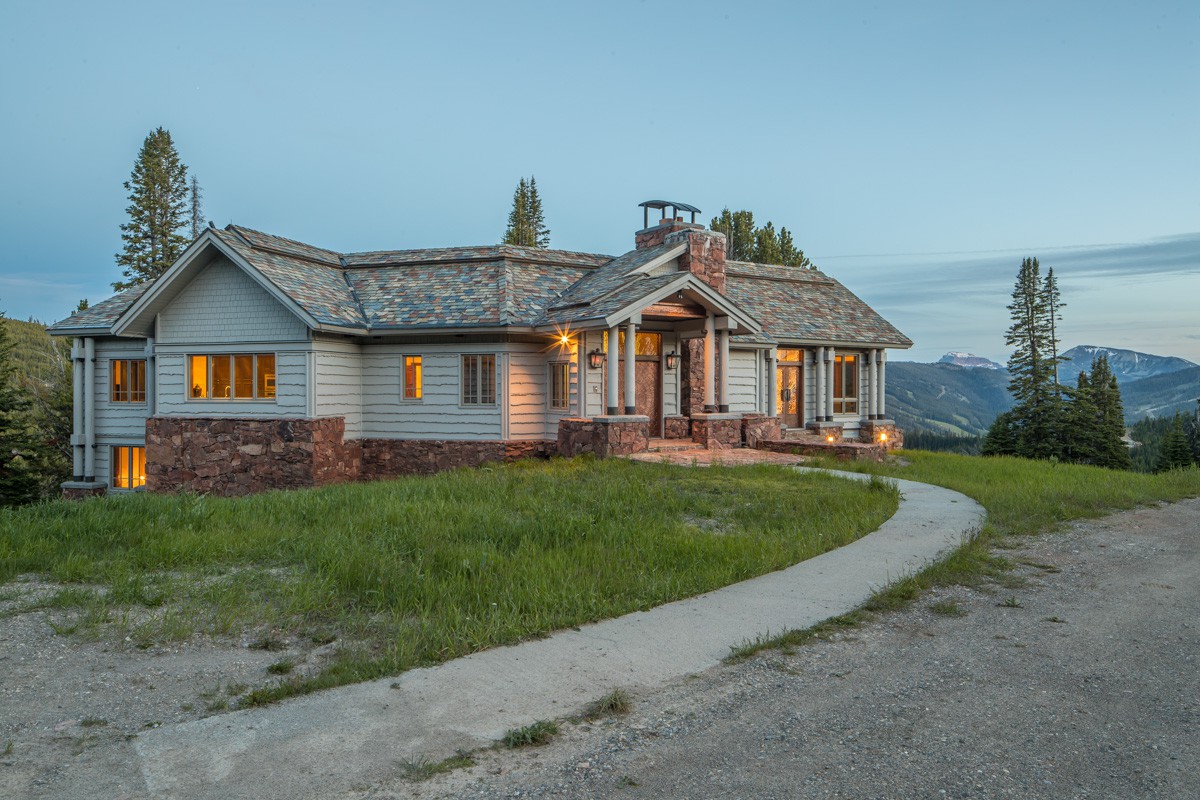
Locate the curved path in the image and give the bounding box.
[133,471,985,800]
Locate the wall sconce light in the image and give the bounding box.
[587,349,604,370]
[665,350,681,370]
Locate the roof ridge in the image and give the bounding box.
[224,225,344,267]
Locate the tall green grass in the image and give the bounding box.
[0,457,897,699]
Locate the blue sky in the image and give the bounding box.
[1,1,1197,363]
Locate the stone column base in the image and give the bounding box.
[691,413,743,450]
[859,419,903,449]
[740,413,782,448]
[805,420,845,442]
[663,415,690,440]
[558,416,650,458]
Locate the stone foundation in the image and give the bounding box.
[757,438,886,463]
[740,413,782,448]
[360,438,552,478]
[664,415,690,439]
[61,481,107,500]
[146,416,555,495]
[558,416,650,458]
[690,413,743,450]
[146,416,358,497]
[859,419,904,450]
[805,421,845,442]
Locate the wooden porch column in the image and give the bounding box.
[623,319,637,414]
[718,325,730,413]
[606,325,619,415]
[766,349,777,418]
[71,340,84,480]
[814,346,826,421]
[825,346,836,421]
[878,350,887,418]
[868,349,879,419]
[83,337,96,481]
[703,313,716,412]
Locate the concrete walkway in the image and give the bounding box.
[133,469,985,800]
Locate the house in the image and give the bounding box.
[50,201,911,497]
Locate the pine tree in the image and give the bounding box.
[502,176,550,248]
[189,175,204,240]
[0,311,46,506]
[710,208,756,260]
[710,209,814,268]
[777,227,813,269]
[1087,354,1132,470]
[114,127,190,291]
[981,409,1020,456]
[1000,257,1062,459]
[1156,414,1194,471]
[753,221,783,265]
[1041,268,1066,393]
[1063,370,1100,464]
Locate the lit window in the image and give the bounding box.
[833,354,858,414]
[112,446,146,490]
[111,359,146,403]
[601,330,662,356]
[189,354,276,400]
[403,356,423,400]
[461,354,496,405]
[777,348,803,364]
[549,361,569,410]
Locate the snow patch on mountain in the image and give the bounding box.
[938,352,1003,370]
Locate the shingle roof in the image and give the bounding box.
[724,261,912,347]
[47,283,153,332]
[50,226,908,349]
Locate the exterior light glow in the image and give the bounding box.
[880,432,888,443]
[826,435,834,443]
[665,350,681,370]
[559,333,571,346]
[587,349,604,370]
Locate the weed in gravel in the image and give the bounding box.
[4,740,13,755]
[725,613,866,662]
[1044,616,1068,624]
[267,659,295,675]
[400,751,475,781]
[225,682,248,696]
[998,595,1024,608]
[205,698,228,712]
[248,635,287,652]
[79,717,107,728]
[584,688,632,719]
[618,775,641,787]
[1019,559,1063,573]
[929,599,967,617]
[501,720,559,748]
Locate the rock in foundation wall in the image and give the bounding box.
[756,439,886,463]
[859,420,904,450]
[359,439,552,478]
[664,415,690,440]
[741,413,782,448]
[691,414,742,450]
[558,417,650,458]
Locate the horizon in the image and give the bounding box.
[2,1,1197,362]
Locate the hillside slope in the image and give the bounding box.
[1121,366,1200,420]
[886,362,1012,436]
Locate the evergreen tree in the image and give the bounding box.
[114,127,190,291]
[1062,371,1100,464]
[981,409,1020,456]
[502,176,550,248]
[1041,268,1066,393]
[1156,414,1194,471]
[1087,355,1132,470]
[189,175,204,240]
[1000,257,1062,459]
[0,311,46,506]
[710,208,814,268]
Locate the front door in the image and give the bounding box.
[777,364,802,428]
[617,360,663,435]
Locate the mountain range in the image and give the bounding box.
[888,345,1198,436]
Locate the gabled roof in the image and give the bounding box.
[46,283,152,335]
[724,261,912,348]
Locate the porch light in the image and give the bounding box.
[587,349,604,370]
[826,435,834,443]
[665,350,681,370]
[879,432,888,443]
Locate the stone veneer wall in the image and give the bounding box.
[805,421,845,442]
[859,420,904,450]
[663,415,690,439]
[146,417,358,497]
[690,413,743,450]
[146,416,555,496]
[558,416,650,458]
[756,439,886,463]
[740,413,782,448]
[62,482,107,500]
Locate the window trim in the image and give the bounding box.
[548,360,570,411]
[460,353,497,406]
[187,353,278,402]
[401,355,423,401]
[833,354,859,415]
[110,359,147,404]
[111,445,146,491]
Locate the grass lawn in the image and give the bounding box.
[0,457,898,703]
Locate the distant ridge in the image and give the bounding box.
[1058,345,1196,385]
[938,352,1002,370]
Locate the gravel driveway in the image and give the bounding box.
[361,497,1199,799]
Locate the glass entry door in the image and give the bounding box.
[776,348,805,427]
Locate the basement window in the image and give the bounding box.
[189,354,277,400]
[112,446,146,490]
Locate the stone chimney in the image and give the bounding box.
[633,200,727,293]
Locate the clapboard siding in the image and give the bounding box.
[727,349,760,412]
[154,348,308,417]
[507,349,547,439]
[662,332,681,416]
[94,339,151,441]
[157,258,308,344]
[314,341,362,437]
[582,330,606,417]
[360,345,503,439]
